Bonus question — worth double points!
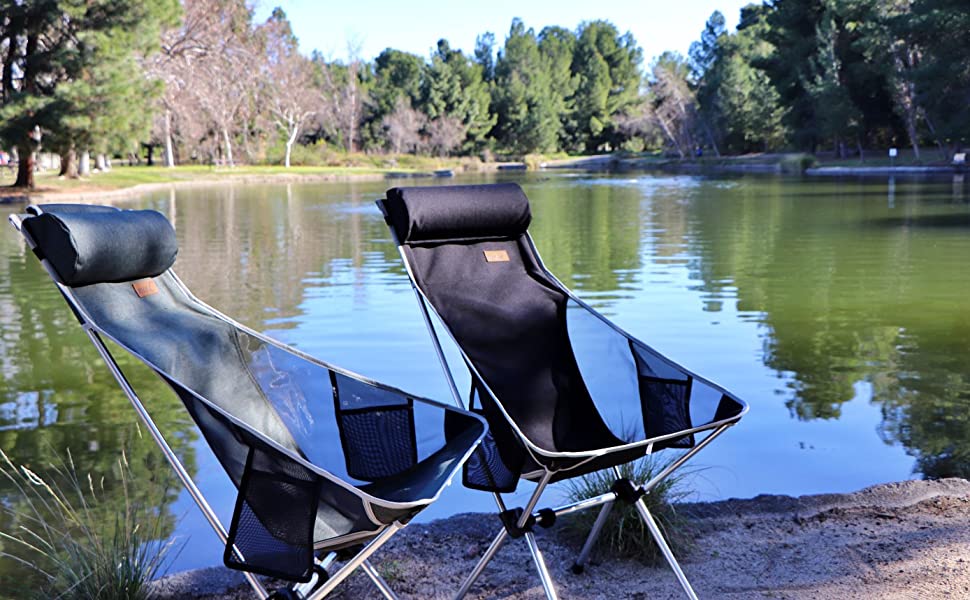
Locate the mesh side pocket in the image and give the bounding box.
[225,446,320,582]
[337,404,417,481]
[453,407,522,493]
[639,376,694,449]
[333,371,417,481]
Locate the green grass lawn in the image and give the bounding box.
[34,164,400,190]
[0,163,444,195]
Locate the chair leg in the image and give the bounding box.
[633,498,699,600]
[524,531,559,600]
[571,499,615,574]
[361,560,400,600]
[305,523,402,600]
[453,527,508,600]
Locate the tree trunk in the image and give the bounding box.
[79,151,91,176]
[60,149,78,178]
[164,110,175,167]
[222,127,234,167]
[284,124,299,168]
[95,154,107,171]
[146,144,154,166]
[656,115,685,159]
[699,116,721,157]
[922,114,948,160]
[2,31,17,104]
[14,144,35,189]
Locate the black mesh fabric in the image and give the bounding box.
[225,443,320,582]
[638,376,694,449]
[332,371,418,482]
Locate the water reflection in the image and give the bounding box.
[683,176,970,478]
[0,173,968,581]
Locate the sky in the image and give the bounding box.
[253,0,757,65]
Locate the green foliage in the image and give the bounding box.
[421,39,495,154]
[5,4,968,165]
[0,0,180,164]
[0,447,178,600]
[491,19,559,154]
[562,455,695,565]
[704,6,788,152]
[904,0,970,147]
[569,21,643,152]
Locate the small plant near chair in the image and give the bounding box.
[562,454,697,566]
[0,446,180,600]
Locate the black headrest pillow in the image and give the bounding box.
[23,206,178,286]
[384,183,532,243]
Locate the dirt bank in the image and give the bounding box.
[151,478,970,599]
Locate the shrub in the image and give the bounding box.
[0,447,179,600]
[561,454,696,566]
[780,153,817,173]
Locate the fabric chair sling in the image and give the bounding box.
[378,183,748,600]
[10,204,486,600]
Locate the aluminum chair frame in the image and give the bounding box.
[381,201,748,600]
[10,206,487,600]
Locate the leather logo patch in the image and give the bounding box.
[132,278,159,298]
[484,250,510,263]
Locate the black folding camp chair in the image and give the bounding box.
[9,204,487,600]
[378,183,748,600]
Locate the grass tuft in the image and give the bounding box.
[0,447,179,600]
[561,454,697,566]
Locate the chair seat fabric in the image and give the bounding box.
[19,203,487,583]
[380,183,746,493]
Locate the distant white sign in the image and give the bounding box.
[889,148,898,157]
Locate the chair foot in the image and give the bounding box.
[570,563,584,575]
[572,497,614,574]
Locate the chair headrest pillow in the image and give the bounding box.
[23,206,178,286]
[384,183,532,243]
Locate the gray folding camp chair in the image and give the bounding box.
[378,183,748,600]
[9,203,487,600]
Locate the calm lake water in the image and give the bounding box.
[1,172,968,579]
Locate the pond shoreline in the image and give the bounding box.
[543,154,967,177]
[151,477,970,599]
[0,171,436,205]
[4,160,966,206]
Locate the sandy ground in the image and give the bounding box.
[151,478,970,599]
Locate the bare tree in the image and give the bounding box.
[260,10,315,168]
[649,55,699,158]
[317,40,364,153]
[383,97,427,153]
[615,98,662,148]
[148,0,227,167]
[426,115,466,157]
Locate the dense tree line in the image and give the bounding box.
[1,0,968,187]
[690,0,970,158]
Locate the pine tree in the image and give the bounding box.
[421,39,495,154]
[491,19,558,154]
[0,0,178,186]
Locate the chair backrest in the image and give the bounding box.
[382,184,623,455]
[22,206,301,459]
